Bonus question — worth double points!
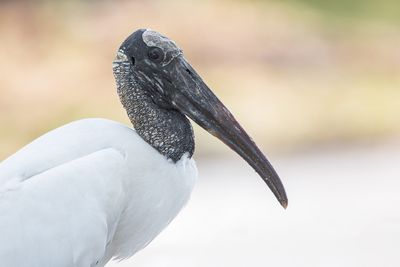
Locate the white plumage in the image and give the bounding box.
[0,118,197,267]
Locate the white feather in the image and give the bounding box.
[0,118,197,267]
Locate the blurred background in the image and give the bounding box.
[0,0,399,266]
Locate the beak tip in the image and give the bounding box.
[279,198,288,209]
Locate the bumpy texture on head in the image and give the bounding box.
[142,29,182,66]
[112,29,195,162]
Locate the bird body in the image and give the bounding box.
[0,29,287,266]
[0,118,196,266]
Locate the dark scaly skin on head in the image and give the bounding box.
[113,53,195,162]
[112,29,287,207]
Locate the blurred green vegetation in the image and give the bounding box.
[0,0,399,159]
[284,0,400,21]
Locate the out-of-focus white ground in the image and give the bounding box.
[107,141,400,267]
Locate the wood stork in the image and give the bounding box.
[0,29,287,267]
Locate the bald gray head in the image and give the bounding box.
[113,29,182,68]
[112,29,288,208]
[113,29,195,162]
[113,29,190,110]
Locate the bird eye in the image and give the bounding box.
[147,47,163,62]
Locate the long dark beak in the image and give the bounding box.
[165,56,288,208]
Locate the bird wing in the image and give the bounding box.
[0,119,135,267]
[0,118,132,187]
[0,147,127,267]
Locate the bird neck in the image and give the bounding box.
[113,63,195,162]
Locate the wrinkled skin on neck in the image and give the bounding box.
[113,56,194,162]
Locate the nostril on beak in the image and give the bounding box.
[185,68,193,76]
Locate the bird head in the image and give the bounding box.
[113,29,288,209]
